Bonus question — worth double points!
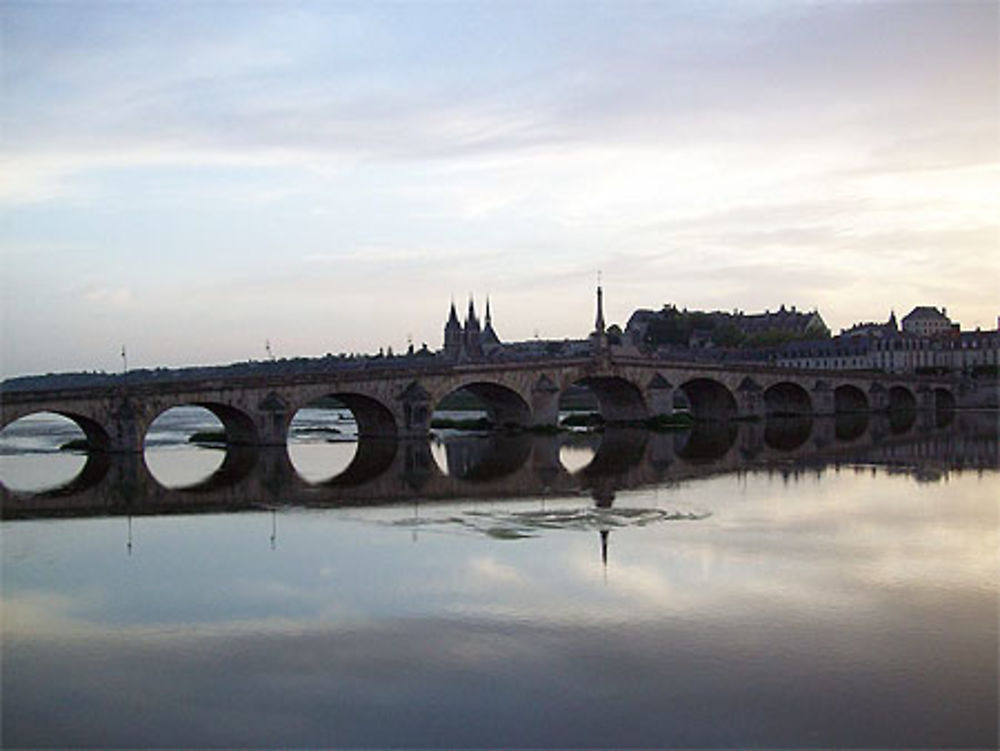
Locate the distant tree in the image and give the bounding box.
[711,324,745,347]
[645,310,689,346]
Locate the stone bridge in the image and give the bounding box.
[2,410,995,520]
[0,355,960,452]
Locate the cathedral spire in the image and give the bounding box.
[594,281,606,334]
[443,298,463,358]
[485,296,492,326]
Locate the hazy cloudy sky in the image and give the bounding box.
[2,0,997,377]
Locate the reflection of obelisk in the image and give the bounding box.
[591,485,615,508]
[600,529,609,567]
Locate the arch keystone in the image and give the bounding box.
[259,392,288,412]
[645,373,674,415]
[399,381,431,401]
[648,373,673,390]
[533,374,559,393]
[398,381,431,435]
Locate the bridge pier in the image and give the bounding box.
[529,375,561,429]
[102,396,148,453]
[869,383,889,411]
[917,385,936,412]
[252,391,293,446]
[736,378,766,420]
[811,381,835,415]
[644,374,674,418]
[397,382,433,438]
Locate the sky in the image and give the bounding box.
[1,0,997,377]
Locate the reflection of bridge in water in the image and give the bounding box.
[2,410,996,520]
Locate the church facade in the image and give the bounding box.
[442,297,503,361]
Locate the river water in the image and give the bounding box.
[1,408,997,748]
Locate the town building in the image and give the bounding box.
[900,306,957,337]
[777,308,999,374]
[441,293,998,376]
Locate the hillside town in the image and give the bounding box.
[441,292,999,378]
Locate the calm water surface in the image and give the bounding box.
[1,409,997,748]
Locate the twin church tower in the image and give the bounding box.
[442,297,502,361]
[441,285,609,362]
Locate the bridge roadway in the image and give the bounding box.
[0,353,962,452]
[3,410,995,520]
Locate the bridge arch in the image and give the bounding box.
[434,380,531,429]
[678,378,737,421]
[834,384,869,413]
[142,401,259,449]
[141,404,260,489]
[934,387,956,411]
[888,385,917,411]
[571,376,647,422]
[291,391,397,439]
[0,410,113,493]
[763,382,813,416]
[1,408,113,452]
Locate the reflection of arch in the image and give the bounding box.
[673,422,738,461]
[834,385,868,413]
[835,413,869,442]
[678,378,737,421]
[764,382,812,416]
[572,377,647,422]
[933,387,956,411]
[556,431,600,475]
[889,406,916,434]
[888,386,917,412]
[935,405,955,428]
[439,433,531,481]
[322,438,399,487]
[24,450,112,498]
[437,381,530,427]
[579,428,648,478]
[164,446,259,492]
[764,416,813,451]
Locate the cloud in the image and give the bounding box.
[1,0,996,375]
[82,283,135,308]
